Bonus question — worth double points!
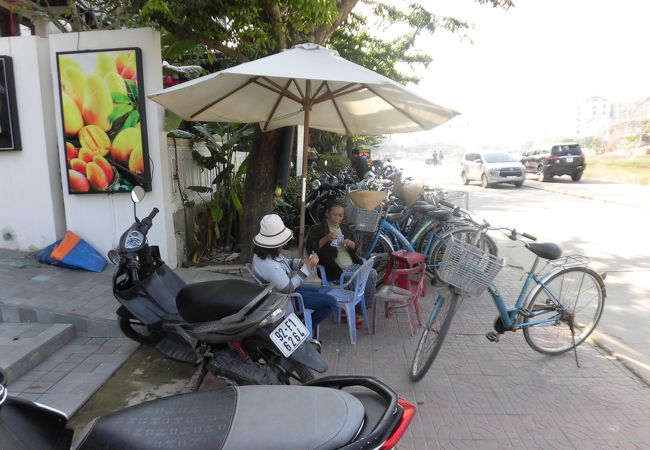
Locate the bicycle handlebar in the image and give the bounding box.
[482,225,537,242]
[438,199,456,210]
[521,231,537,241]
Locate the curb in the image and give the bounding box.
[590,330,650,387]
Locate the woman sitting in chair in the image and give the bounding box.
[306,199,377,308]
[252,214,337,333]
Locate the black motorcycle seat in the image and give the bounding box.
[387,205,404,213]
[427,209,452,222]
[75,386,365,450]
[176,279,266,323]
[414,200,429,206]
[386,213,402,224]
[413,204,437,214]
[526,242,562,261]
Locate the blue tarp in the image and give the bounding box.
[36,231,106,273]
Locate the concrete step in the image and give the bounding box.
[0,322,75,383]
[4,336,139,417]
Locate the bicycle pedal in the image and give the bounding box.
[485,331,499,342]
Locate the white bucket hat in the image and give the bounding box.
[254,214,293,248]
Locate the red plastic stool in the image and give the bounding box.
[373,251,426,335]
[383,250,427,297]
[373,264,426,335]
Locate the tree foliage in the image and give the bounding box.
[12,0,514,260]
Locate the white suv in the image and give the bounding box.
[460,151,526,188]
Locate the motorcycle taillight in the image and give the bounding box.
[379,398,416,449]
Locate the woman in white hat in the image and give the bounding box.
[252,214,338,332]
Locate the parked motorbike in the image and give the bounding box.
[296,170,347,228]
[0,368,416,450]
[108,187,326,386]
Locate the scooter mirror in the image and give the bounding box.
[131,186,145,203]
[107,249,120,265]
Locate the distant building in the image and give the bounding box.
[576,96,611,139]
[608,98,650,149]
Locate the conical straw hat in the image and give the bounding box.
[347,190,387,210]
[402,182,424,206]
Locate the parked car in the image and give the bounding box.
[460,151,526,188]
[520,143,586,182]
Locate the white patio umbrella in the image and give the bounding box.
[149,43,459,254]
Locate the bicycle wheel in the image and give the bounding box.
[425,227,498,281]
[410,292,459,382]
[523,267,605,355]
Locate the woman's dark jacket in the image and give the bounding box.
[305,221,363,281]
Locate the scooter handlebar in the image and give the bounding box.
[147,208,159,221]
[138,208,159,234]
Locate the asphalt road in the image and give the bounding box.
[394,156,650,383]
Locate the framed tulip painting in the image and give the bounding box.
[56,47,151,194]
[0,55,21,152]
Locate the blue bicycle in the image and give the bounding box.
[410,227,606,381]
[353,203,497,286]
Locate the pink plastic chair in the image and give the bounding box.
[372,264,425,336]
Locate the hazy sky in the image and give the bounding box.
[388,0,650,148]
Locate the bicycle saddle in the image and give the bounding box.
[386,213,402,224]
[176,279,267,323]
[413,204,437,214]
[426,209,452,222]
[526,242,562,260]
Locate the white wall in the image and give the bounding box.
[0,36,65,251]
[48,28,177,267]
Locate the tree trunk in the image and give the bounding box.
[238,128,282,262]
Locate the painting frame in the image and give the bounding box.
[0,55,22,152]
[56,47,151,194]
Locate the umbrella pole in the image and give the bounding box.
[297,107,311,257]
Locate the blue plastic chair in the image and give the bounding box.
[244,263,318,339]
[326,256,377,344]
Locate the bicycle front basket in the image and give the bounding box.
[438,236,504,296]
[354,207,381,232]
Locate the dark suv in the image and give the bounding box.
[521,143,586,182]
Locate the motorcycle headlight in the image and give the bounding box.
[311,180,321,190]
[259,306,286,327]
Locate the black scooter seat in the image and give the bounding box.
[76,386,365,450]
[176,279,266,323]
[526,242,562,261]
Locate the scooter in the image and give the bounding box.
[108,187,326,386]
[0,368,416,450]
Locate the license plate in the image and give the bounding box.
[565,157,573,162]
[270,313,309,357]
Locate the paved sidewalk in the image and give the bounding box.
[318,264,650,449]
[2,247,650,448]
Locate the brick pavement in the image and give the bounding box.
[317,264,650,449]
[2,247,650,448]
